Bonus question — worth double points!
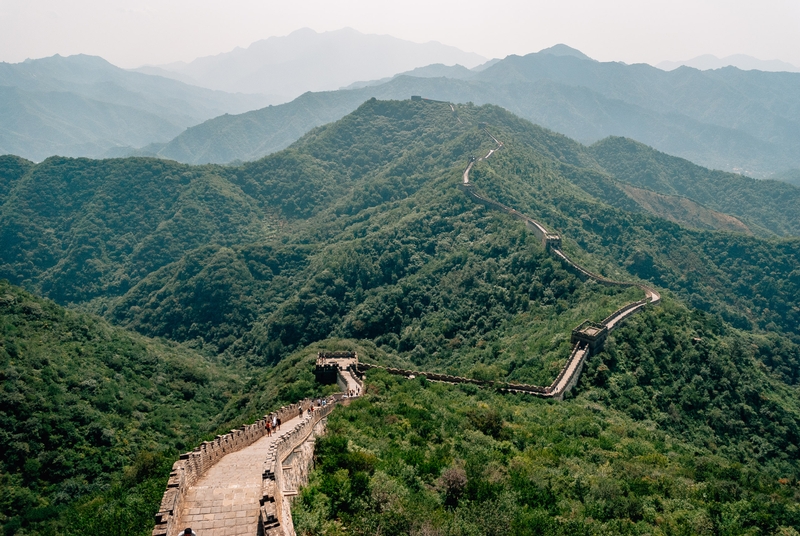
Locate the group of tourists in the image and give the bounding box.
[346,387,360,397]
[264,414,281,436]
[298,397,338,419]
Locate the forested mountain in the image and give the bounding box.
[588,137,800,236]
[0,281,242,533]
[2,99,798,354]
[3,99,800,534]
[0,279,344,534]
[153,48,800,177]
[0,54,272,161]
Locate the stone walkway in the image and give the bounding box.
[174,414,304,536]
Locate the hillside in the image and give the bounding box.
[0,278,353,535]
[771,169,800,187]
[3,100,798,361]
[3,99,800,535]
[588,136,800,236]
[0,54,271,161]
[295,325,800,535]
[150,49,800,177]
[0,281,243,533]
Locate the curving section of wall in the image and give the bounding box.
[357,105,661,401]
[152,401,326,536]
[458,120,660,398]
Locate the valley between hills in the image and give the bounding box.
[1,99,800,535]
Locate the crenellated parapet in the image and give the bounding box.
[152,400,321,536]
[259,396,351,535]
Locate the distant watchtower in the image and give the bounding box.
[314,351,358,384]
[544,233,562,250]
[571,321,608,355]
[411,96,422,101]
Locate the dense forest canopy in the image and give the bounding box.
[1,98,799,535]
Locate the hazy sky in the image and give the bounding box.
[1,0,799,68]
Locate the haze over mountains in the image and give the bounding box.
[134,28,487,101]
[3,30,800,181]
[0,54,272,161]
[658,53,800,73]
[149,45,800,178]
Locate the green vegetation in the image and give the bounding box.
[1,98,799,534]
[0,280,347,535]
[294,302,800,535]
[4,99,797,364]
[770,169,800,188]
[0,280,247,534]
[589,137,800,236]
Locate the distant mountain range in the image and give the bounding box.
[658,54,800,73]
[142,46,800,177]
[0,54,272,161]
[3,39,800,178]
[771,169,800,187]
[133,28,487,101]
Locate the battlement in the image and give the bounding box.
[544,233,562,250]
[317,350,357,360]
[571,320,609,354]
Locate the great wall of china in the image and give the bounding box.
[151,99,661,535]
[151,358,362,536]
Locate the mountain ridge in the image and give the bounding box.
[144,51,800,177]
[0,54,273,161]
[3,98,800,535]
[658,53,800,72]
[133,27,486,100]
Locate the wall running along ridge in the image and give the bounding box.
[151,99,661,536]
[357,102,660,400]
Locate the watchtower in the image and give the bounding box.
[544,233,562,250]
[571,321,608,355]
[314,351,358,384]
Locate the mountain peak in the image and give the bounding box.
[537,44,593,61]
[141,28,486,99]
[657,54,800,73]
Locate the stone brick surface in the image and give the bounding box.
[173,415,302,536]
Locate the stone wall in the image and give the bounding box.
[361,156,662,402]
[151,401,317,536]
[260,397,349,536]
[459,184,558,249]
